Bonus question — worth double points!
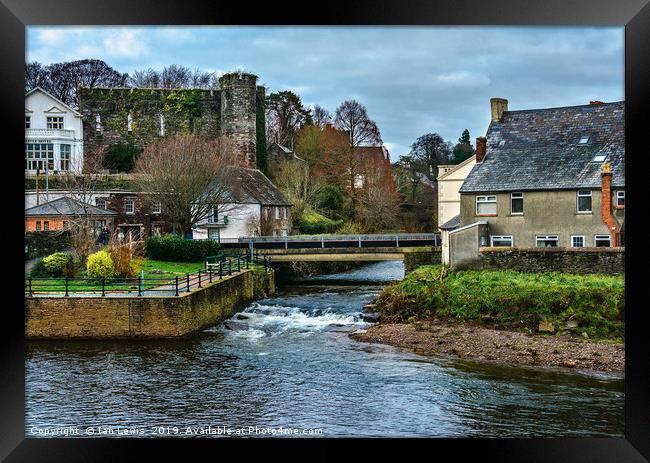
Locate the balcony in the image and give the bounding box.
[26,128,76,139]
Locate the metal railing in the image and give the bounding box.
[26,254,271,298]
[218,233,439,249]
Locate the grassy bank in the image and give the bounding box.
[376,265,624,340]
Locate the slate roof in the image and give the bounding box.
[25,197,118,216]
[209,166,292,206]
[439,214,460,230]
[459,101,624,193]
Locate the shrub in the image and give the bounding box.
[102,142,140,172]
[86,250,115,279]
[42,252,74,277]
[29,259,49,278]
[108,237,141,278]
[144,235,221,262]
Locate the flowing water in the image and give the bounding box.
[25,261,624,437]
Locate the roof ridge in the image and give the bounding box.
[503,100,624,115]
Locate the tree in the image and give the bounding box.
[356,160,400,232]
[451,129,475,164]
[134,133,238,236]
[129,64,216,89]
[102,142,141,173]
[273,160,323,225]
[266,91,312,149]
[312,105,332,127]
[407,133,452,182]
[334,100,382,147]
[31,59,129,108]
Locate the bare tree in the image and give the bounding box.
[312,105,332,127]
[25,62,49,93]
[134,133,239,236]
[273,160,323,224]
[334,100,382,147]
[356,161,400,232]
[129,65,215,89]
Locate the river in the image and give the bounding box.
[25,261,624,437]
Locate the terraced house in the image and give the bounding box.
[448,98,624,267]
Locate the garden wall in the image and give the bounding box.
[25,269,274,339]
[479,247,625,275]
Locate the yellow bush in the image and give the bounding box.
[86,250,115,279]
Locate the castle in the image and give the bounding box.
[78,72,266,170]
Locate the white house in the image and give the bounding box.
[437,154,477,265]
[25,87,84,174]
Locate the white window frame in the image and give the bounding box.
[536,235,559,247]
[46,116,64,129]
[125,198,135,215]
[476,195,497,215]
[283,207,288,219]
[25,142,54,171]
[60,144,71,171]
[570,235,585,248]
[577,190,592,213]
[208,207,218,223]
[152,200,162,215]
[616,190,625,208]
[95,198,107,209]
[510,192,524,215]
[275,207,280,219]
[95,114,102,132]
[594,234,612,247]
[490,235,514,247]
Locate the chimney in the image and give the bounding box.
[600,162,618,246]
[490,98,508,122]
[475,137,487,162]
[590,100,606,105]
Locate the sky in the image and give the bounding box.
[26,26,624,158]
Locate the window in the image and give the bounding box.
[283,207,288,219]
[595,235,611,247]
[95,114,102,132]
[275,207,280,219]
[159,114,165,136]
[592,153,607,162]
[152,200,162,214]
[209,207,218,223]
[571,235,585,248]
[95,198,107,209]
[490,235,513,247]
[25,143,54,171]
[46,116,64,129]
[60,144,71,170]
[127,113,133,132]
[125,198,135,214]
[577,190,592,213]
[43,221,49,231]
[62,221,68,230]
[536,235,559,247]
[616,191,625,208]
[25,116,31,129]
[510,192,523,215]
[35,221,41,231]
[476,195,497,215]
[578,136,590,145]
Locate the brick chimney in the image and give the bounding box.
[490,98,508,122]
[590,100,606,105]
[600,162,618,246]
[475,137,487,162]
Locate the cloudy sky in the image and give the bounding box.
[27,26,624,158]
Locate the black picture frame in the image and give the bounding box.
[2,0,648,460]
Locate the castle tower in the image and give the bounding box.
[219,72,259,168]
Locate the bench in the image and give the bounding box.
[204,253,226,271]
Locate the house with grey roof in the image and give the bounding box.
[449,98,624,268]
[25,197,118,235]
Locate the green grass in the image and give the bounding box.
[137,259,205,278]
[376,265,625,340]
[298,207,344,234]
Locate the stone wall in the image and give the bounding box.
[403,249,442,273]
[479,247,624,275]
[25,269,275,339]
[219,73,259,168]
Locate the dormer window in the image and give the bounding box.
[578,136,590,145]
[592,153,607,162]
[47,116,64,129]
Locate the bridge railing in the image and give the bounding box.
[219,233,439,246]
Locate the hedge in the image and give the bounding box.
[42,252,74,277]
[144,235,221,262]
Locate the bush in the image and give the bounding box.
[297,208,344,234]
[102,142,140,172]
[144,235,221,262]
[86,250,115,279]
[42,252,74,277]
[29,259,49,278]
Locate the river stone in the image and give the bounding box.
[362,313,380,323]
[538,321,555,333]
[562,359,577,368]
[236,314,250,320]
[565,320,578,329]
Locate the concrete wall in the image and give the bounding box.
[437,156,476,228]
[479,247,624,275]
[449,222,488,269]
[459,189,624,247]
[26,269,274,339]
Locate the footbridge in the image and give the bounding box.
[219,233,441,266]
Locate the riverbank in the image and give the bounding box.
[351,320,624,373]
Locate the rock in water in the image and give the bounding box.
[362,313,380,323]
[236,314,249,320]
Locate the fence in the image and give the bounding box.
[26,254,271,297]
[218,233,440,249]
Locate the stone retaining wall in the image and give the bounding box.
[403,250,442,273]
[479,247,624,275]
[25,269,274,339]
